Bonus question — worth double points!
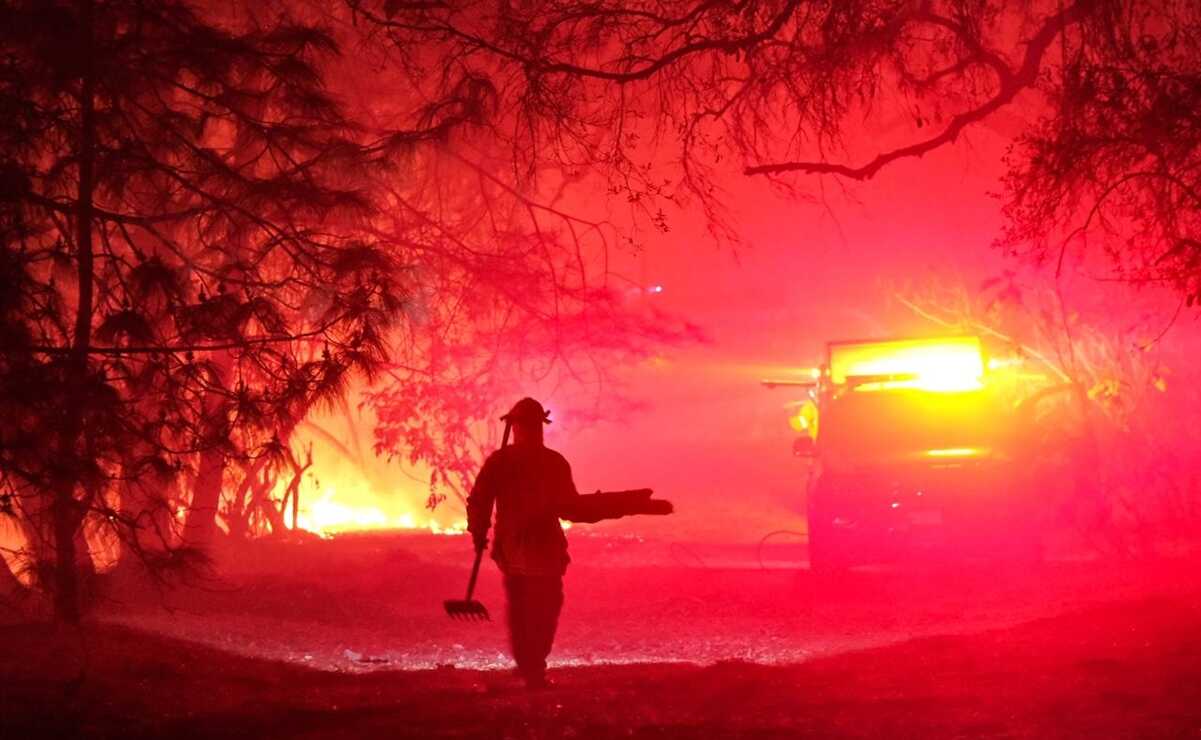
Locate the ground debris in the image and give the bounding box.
[5,538,1201,737]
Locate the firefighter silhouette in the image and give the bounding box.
[466,397,672,688]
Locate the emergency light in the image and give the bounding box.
[829,336,985,392]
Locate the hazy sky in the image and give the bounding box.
[560,116,1188,542]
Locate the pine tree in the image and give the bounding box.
[0,0,403,620]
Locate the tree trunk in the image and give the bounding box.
[223,463,258,541]
[74,523,97,578]
[51,497,83,622]
[183,353,232,550]
[256,480,289,535]
[231,421,303,538]
[184,442,226,550]
[49,0,98,624]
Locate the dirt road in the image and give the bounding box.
[103,532,1201,674]
[5,533,1201,738]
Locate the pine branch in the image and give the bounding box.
[744,1,1094,180]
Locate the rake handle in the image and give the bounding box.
[464,546,485,600]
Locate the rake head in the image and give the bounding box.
[444,598,490,621]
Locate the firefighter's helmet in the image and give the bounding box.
[501,397,552,426]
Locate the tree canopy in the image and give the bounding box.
[360,0,1201,300]
[0,0,415,619]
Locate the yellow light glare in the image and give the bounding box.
[786,399,819,435]
[925,447,986,458]
[830,336,985,392]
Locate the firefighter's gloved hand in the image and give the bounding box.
[625,488,672,516]
[642,499,673,516]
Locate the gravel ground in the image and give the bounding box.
[100,531,1201,675]
[6,533,1201,738]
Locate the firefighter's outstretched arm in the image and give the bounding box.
[466,456,498,552]
[558,459,674,523]
[563,488,674,522]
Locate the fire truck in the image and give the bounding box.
[768,335,1046,571]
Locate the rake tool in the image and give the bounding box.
[444,546,490,621]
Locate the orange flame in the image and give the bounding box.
[292,484,468,538]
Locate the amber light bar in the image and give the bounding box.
[829,336,985,392]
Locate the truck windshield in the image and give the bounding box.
[820,388,1006,465]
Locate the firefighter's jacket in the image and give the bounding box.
[467,442,662,576]
[467,443,583,577]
